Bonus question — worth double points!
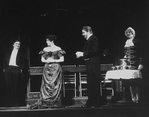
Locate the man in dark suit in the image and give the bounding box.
[76,26,101,108]
[3,40,26,107]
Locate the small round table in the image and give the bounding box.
[105,70,142,105]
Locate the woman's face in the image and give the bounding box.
[46,39,53,46]
[128,33,134,39]
[126,32,134,39]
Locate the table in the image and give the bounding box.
[105,70,142,104]
[105,70,142,80]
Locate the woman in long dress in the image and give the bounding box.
[29,35,65,109]
[124,27,143,103]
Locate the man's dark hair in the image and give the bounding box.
[82,26,93,34]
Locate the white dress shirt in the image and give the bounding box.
[9,49,18,66]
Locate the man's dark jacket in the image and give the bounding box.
[3,48,25,71]
[83,35,101,82]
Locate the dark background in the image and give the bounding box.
[0,0,149,66]
[0,0,149,106]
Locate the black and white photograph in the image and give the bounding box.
[0,0,149,117]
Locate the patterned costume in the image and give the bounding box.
[124,39,138,69]
[28,50,65,109]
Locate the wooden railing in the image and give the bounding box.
[29,64,113,75]
[28,64,113,99]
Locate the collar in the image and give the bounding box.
[87,33,93,40]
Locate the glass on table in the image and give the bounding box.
[116,66,120,70]
[112,66,115,70]
[127,65,132,70]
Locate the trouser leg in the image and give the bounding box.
[86,67,100,105]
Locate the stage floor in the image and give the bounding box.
[0,103,149,117]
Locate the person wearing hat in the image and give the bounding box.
[124,27,143,103]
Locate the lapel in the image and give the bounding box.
[16,49,21,61]
[83,35,93,51]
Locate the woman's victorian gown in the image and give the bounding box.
[28,49,65,109]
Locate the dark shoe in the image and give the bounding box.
[95,102,102,108]
[94,105,101,108]
[81,104,101,108]
[81,104,91,108]
[13,104,18,107]
[81,104,96,108]
[81,104,88,108]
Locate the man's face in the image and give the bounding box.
[13,41,20,49]
[82,30,88,40]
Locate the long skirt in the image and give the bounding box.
[28,63,62,109]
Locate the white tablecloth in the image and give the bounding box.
[105,70,142,80]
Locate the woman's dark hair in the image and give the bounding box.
[45,35,57,42]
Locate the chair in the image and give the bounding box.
[78,64,114,97]
[100,64,114,97]
[100,64,113,79]
[62,65,77,97]
[78,65,87,97]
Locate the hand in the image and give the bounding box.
[75,51,83,58]
[138,65,143,71]
[20,69,22,73]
